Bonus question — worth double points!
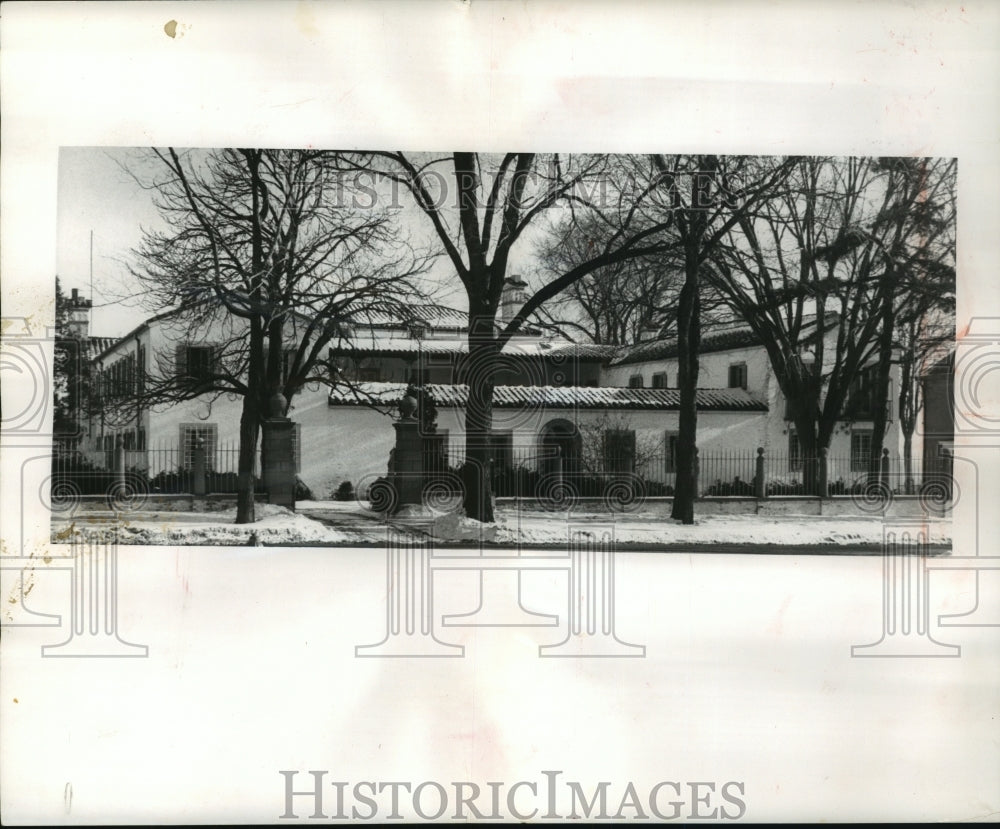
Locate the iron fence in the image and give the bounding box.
[415,439,953,501]
[50,441,263,500]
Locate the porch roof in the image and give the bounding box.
[327,382,768,411]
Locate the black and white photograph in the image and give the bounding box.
[50,149,958,548]
[2,1,998,824]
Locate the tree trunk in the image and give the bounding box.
[462,314,497,523]
[898,351,917,494]
[903,431,914,494]
[235,393,260,524]
[868,292,896,480]
[671,253,700,524]
[795,421,820,495]
[236,149,266,526]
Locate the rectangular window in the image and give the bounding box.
[180,423,218,471]
[728,362,748,390]
[664,431,678,473]
[652,372,668,389]
[847,364,878,419]
[603,429,636,474]
[176,344,217,383]
[851,430,873,471]
[358,366,381,382]
[628,375,644,389]
[788,430,802,472]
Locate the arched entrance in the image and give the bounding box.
[538,418,581,477]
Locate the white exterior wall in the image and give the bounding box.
[311,403,769,494]
[84,309,903,496]
[602,331,903,469]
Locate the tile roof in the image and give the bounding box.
[329,339,619,360]
[85,336,118,361]
[612,321,762,365]
[328,382,767,412]
[353,304,469,329]
[612,313,839,366]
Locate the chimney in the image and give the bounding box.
[500,276,528,325]
[638,322,662,343]
[66,288,92,339]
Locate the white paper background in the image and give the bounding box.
[2,1,998,823]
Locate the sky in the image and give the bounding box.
[57,147,169,337]
[55,148,556,341]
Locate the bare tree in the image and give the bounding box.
[861,157,956,478]
[708,156,955,493]
[577,411,662,477]
[897,308,954,491]
[641,154,798,523]
[122,149,433,523]
[339,152,682,522]
[532,213,685,345]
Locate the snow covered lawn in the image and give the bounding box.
[53,499,951,548]
[53,502,377,546]
[494,508,951,548]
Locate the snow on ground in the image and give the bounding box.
[297,500,952,548]
[55,503,371,546]
[54,499,951,547]
[494,509,951,547]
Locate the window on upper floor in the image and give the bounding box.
[628,374,644,389]
[728,362,748,390]
[175,344,218,385]
[652,372,668,389]
[846,364,879,420]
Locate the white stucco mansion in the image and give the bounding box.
[68,281,903,500]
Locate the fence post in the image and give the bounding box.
[261,393,297,510]
[819,447,829,499]
[192,436,207,496]
[114,434,126,492]
[754,447,765,499]
[693,447,700,498]
[389,392,424,512]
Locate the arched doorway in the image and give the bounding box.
[538,418,581,477]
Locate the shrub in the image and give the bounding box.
[707,477,755,497]
[333,480,354,501]
[295,477,314,501]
